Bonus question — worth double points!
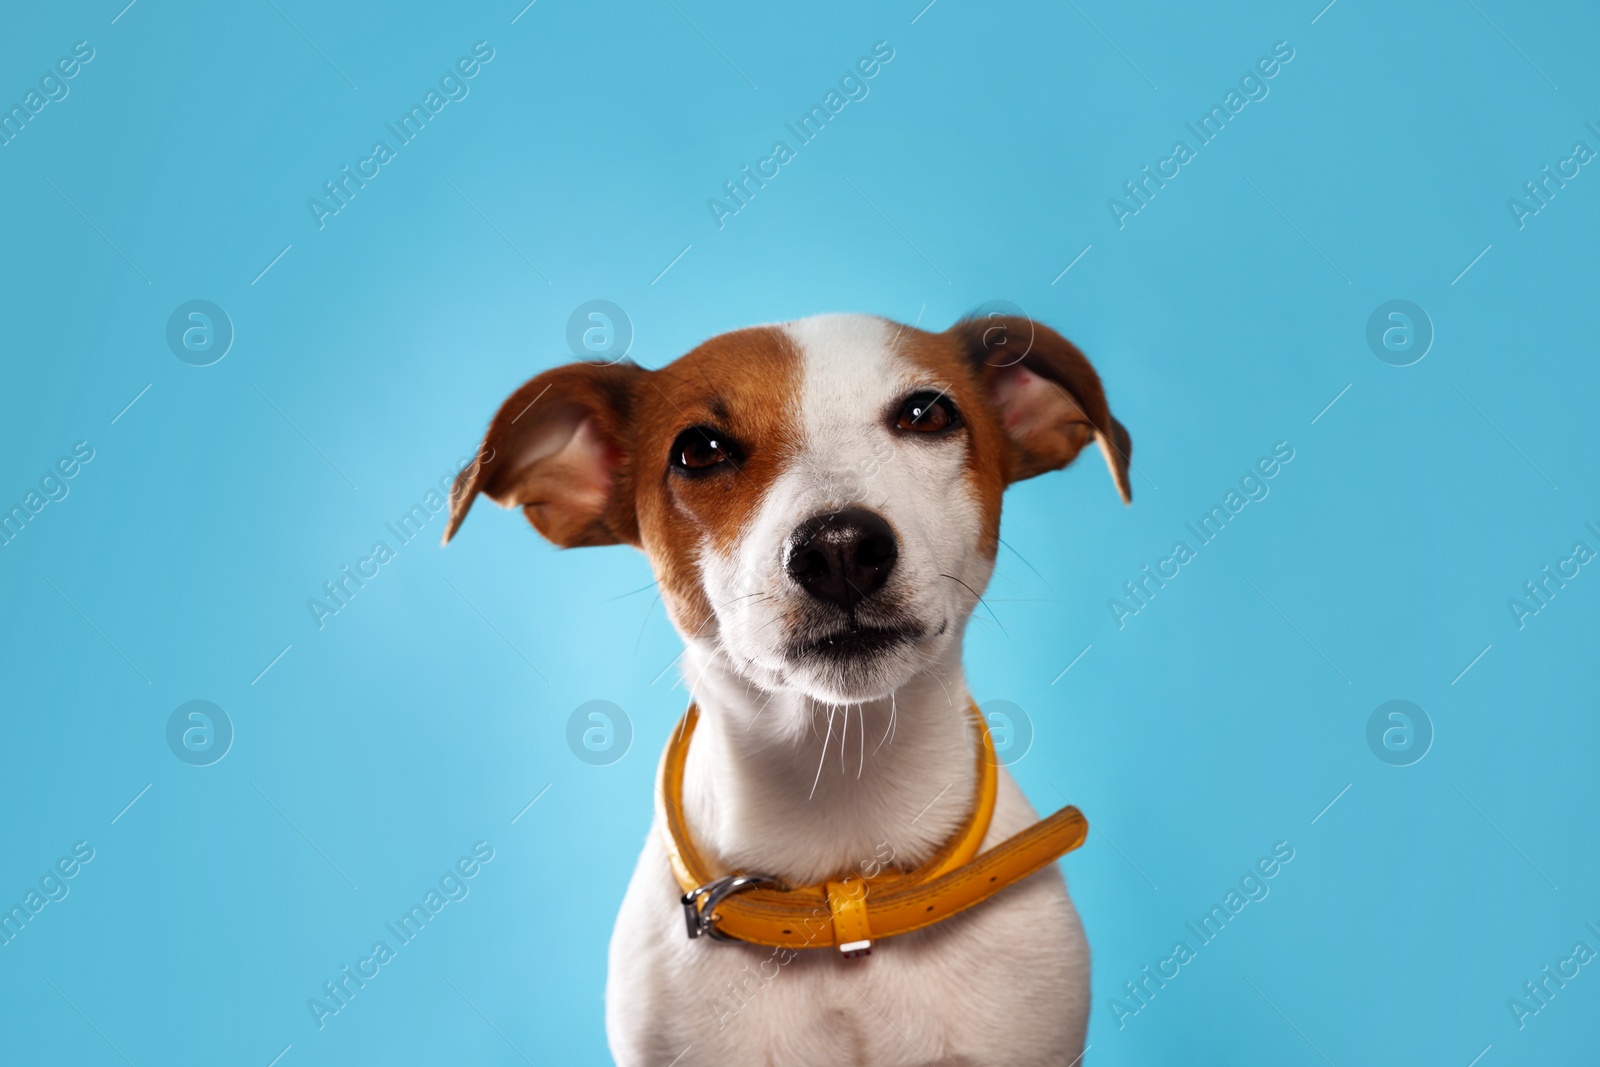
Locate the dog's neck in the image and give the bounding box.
[678,641,980,887]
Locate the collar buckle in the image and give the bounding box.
[681,874,777,942]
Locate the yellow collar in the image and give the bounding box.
[656,701,1088,957]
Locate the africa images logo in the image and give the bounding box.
[1107,441,1295,628]
[306,842,495,1029]
[1107,41,1295,230]
[706,40,895,230]
[1108,841,1295,1029]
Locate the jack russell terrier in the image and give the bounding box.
[444,313,1132,1065]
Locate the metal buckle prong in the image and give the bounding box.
[681,874,776,942]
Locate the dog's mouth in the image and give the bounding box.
[787,622,929,662]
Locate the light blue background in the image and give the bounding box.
[2,1,1596,1063]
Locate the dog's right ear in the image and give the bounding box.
[442,361,646,548]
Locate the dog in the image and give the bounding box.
[444,313,1131,1066]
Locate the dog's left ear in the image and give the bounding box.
[949,316,1133,503]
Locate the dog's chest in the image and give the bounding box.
[685,885,1082,1065]
[605,781,1091,1066]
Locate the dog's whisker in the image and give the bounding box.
[998,535,1052,590]
[601,578,661,602]
[689,608,716,637]
[740,610,790,640]
[840,702,850,775]
[685,636,733,703]
[874,692,898,754]
[745,686,780,731]
[940,572,1007,637]
[629,592,660,664]
[677,609,720,658]
[686,654,715,699]
[857,703,865,779]
[809,706,835,800]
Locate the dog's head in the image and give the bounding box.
[445,314,1130,705]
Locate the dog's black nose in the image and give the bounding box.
[786,507,899,611]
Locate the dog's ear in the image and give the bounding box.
[949,316,1133,503]
[443,361,646,547]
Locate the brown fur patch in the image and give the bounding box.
[632,326,803,634]
[883,327,1014,561]
[445,328,803,634]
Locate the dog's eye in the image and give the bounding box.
[895,391,959,434]
[670,426,739,475]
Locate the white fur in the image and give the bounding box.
[606,315,1089,1065]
